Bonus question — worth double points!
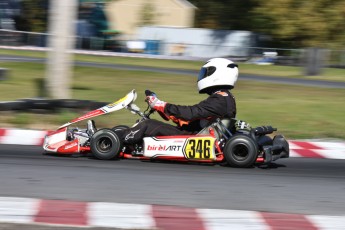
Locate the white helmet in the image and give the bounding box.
[197,58,238,94]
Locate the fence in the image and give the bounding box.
[0,29,344,68]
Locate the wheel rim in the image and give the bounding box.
[97,137,113,153]
[232,144,249,161]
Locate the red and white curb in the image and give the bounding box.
[1,128,345,159]
[289,140,345,159]
[0,128,47,146]
[0,197,344,229]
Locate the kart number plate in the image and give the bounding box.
[183,137,215,160]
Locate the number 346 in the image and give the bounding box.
[186,139,211,159]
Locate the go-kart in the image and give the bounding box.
[43,90,289,168]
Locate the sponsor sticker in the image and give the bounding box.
[106,95,128,108]
[147,144,182,151]
[65,141,78,150]
[183,137,215,160]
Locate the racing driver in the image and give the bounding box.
[121,58,239,146]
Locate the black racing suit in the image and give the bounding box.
[122,89,236,144]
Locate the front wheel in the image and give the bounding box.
[223,134,258,168]
[90,129,122,160]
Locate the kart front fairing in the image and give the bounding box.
[43,90,137,153]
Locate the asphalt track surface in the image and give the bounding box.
[1,55,345,89]
[1,144,345,217]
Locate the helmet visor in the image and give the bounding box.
[197,66,216,82]
[197,68,207,81]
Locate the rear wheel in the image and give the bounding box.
[90,129,122,160]
[223,134,258,168]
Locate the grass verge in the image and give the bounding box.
[1,49,345,82]
[0,61,344,140]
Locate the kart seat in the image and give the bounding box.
[197,118,236,140]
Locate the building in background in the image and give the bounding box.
[105,0,196,38]
[137,26,257,58]
[0,0,258,58]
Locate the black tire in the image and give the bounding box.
[90,129,122,160]
[223,134,258,168]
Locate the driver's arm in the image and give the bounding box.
[164,92,235,126]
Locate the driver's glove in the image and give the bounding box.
[146,95,167,114]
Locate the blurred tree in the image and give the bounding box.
[252,0,345,48]
[15,0,49,32]
[14,0,112,33]
[189,0,258,30]
[138,0,156,26]
[89,3,109,36]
